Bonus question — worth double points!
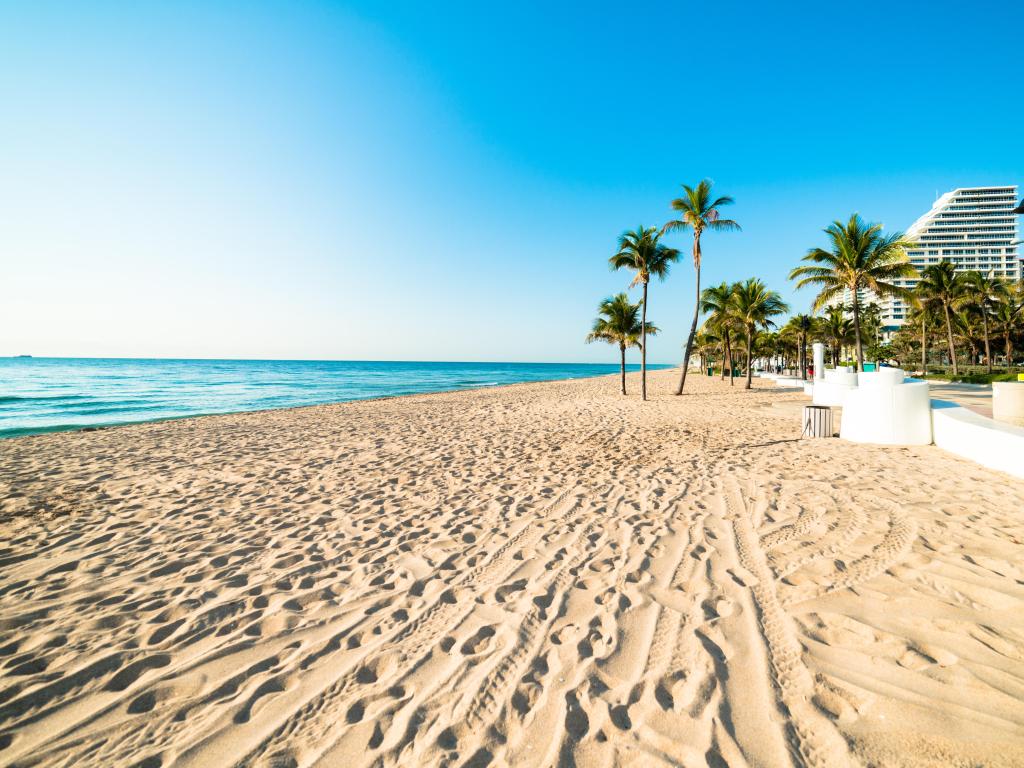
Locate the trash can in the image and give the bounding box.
[802,405,834,438]
[707,366,714,376]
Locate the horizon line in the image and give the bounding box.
[2,355,679,366]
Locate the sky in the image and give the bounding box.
[2,1,1022,364]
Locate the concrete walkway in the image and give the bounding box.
[926,382,993,417]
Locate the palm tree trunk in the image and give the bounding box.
[1006,333,1014,371]
[982,315,992,374]
[801,334,807,380]
[921,319,927,373]
[675,234,702,395]
[641,281,648,401]
[943,303,958,376]
[719,337,727,380]
[619,343,626,395]
[725,332,734,385]
[728,333,735,386]
[745,327,753,389]
[851,295,864,372]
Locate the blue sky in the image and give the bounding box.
[2,1,1021,363]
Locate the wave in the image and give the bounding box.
[0,394,90,404]
[0,360,673,439]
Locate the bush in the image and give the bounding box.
[920,371,1018,385]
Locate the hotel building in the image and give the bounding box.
[880,186,1020,333]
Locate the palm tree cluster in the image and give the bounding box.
[786,212,1024,377]
[587,180,744,399]
[588,194,1024,395]
[896,265,1024,375]
[696,279,790,389]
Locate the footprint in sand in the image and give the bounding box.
[460,625,497,655]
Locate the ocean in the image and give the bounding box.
[0,358,671,439]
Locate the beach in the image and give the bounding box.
[2,367,1023,767]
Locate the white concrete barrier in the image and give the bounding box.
[840,370,932,445]
[932,400,1024,479]
[813,367,858,407]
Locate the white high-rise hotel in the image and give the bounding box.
[882,185,1020,331]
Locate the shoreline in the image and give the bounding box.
[0,363,674,441]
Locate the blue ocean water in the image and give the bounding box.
[0,358,670,439]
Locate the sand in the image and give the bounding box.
[1,367,1023,768]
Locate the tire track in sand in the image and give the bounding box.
[722,473,856,768]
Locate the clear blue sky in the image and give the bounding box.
[2,1,1021,363]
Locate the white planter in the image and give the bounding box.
[993,382,1024,427]
[840,370,932,445]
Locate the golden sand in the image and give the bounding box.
[1,367,1023,767]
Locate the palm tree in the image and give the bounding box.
[859,302,883,348]
[954,306,985,366]
[700,281,739,385]
[777,323,800,373]
[916,262,968,375]
[585,293,657,395]
[609,226,679,400]
[906,292,942,373]
[789,214,916,371]
[757,330,786,373]
[815,305,852,366]
[992,291,1024,370]
[961,272,1008,373]
[784,314,814,379]
[729,278,790,389]
[662,180,740,395]
[692,329,718,373]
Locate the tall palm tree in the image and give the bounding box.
[789,214,916,371]
[817,305,853,366]
[609,226,679,400]
[784,314,814,379]
[585,293,657,395]
[916,262,968,375]
[662,180,740,395]
[700,281,739,385]
[961,272,1008,373]
[729,278,790,389]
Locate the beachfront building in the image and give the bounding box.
[821,186,1021,340]
[880,185,1020,332]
